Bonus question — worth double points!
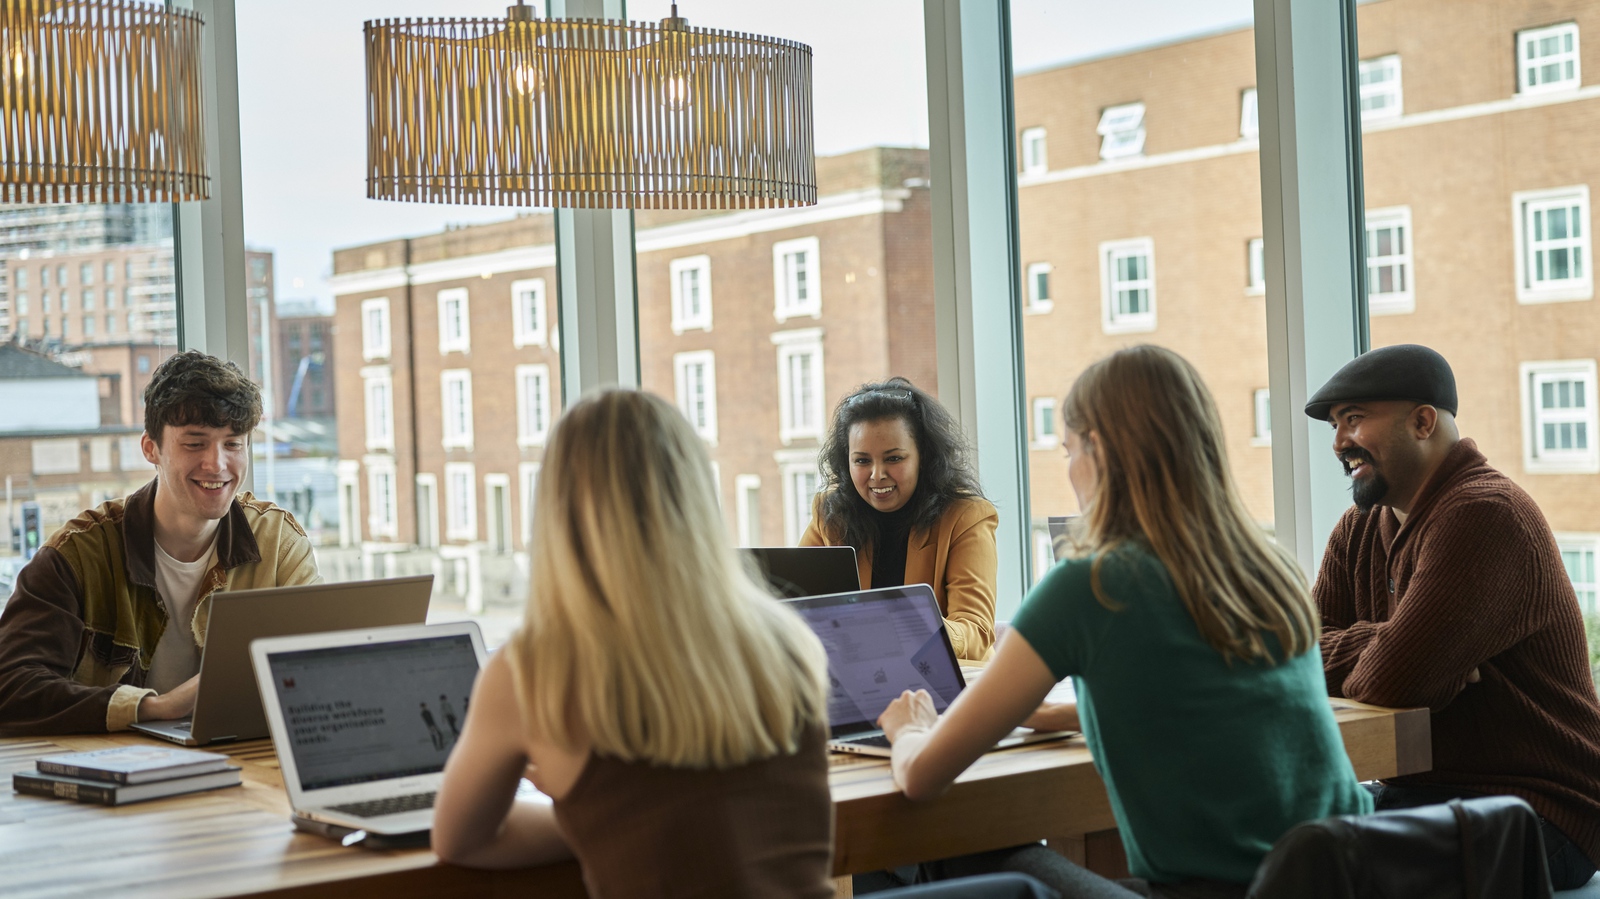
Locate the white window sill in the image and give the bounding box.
[1369,296,1416,316]
[1029,439,1060,451]
[516,436,547,449]
[1250,437,1272,447]
[1244,286,1265,297]
[512,335,548,349]
[1523,457,1600,475]
[773,307,822,324]
[1024,301,1054,315]
[670,320,713,335]
[1516,286,1593,304]
[362,350,390,362]
[1102,317,1157,335]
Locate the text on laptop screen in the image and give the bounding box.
[791,588,964,731]
[265,635,480,791]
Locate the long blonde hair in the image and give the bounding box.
[1062,346,1317,663]
[508,389,829,768]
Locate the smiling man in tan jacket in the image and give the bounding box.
[0,350,319,736]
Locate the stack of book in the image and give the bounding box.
[13,745,243,806]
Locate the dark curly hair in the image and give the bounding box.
[817,377,984,551]
[143,349,262,445]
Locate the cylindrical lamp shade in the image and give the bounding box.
[0,0,208,203]
[365,12,817,209]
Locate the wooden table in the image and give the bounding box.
[0,700,1428,899]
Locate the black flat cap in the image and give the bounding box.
[1304,344,1457,421]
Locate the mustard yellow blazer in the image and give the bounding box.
[800,494,998,660]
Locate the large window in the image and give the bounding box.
[1026,262,1054,313]
[669,256,712,333]
[1366,207,1414,315]
[363,370,394,452]
[1562,537,1599,615]
[772,236,821,321]
[1515,187,1591,303]
[1100,238,1156,333]
[445,461,477,542]
[1021,127,1048,175]
[1358,55,1403,121]
[1521,361,1598,473]
[774,329,825,444]
[441,369,474,450]
[515,364,551,447]
[511,279,547,348]
[437,288,471,354]
[361,298,390,360]
[673,351,718,443]
[1518,22,1581,95]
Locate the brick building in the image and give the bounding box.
[329,147,934,565]
[1014,0,1599,602]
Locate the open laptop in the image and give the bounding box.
[1046,516,1080,562]
[132,576,433,746]
[788,584,1074,757]
[251,622,487,836]
[744,546,860,598]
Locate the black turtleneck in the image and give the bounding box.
[869,502,916,589]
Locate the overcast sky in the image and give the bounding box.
[236,0,1251,302]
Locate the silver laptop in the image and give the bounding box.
[132,576,433,745]
[1046,516,1080,562]
[251,622,486,835]
[744,546,860,598]
[788,584,1074,757]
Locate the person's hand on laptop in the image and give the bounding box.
[138,674,200,722]
[1023,700,1079,733]
[878,689,938,743]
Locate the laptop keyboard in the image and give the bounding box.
[840,734,891,748]
[328,792,437,819]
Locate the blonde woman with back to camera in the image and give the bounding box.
[876,346,1372,898]
[432,390,835,898]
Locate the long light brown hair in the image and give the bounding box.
[508,389,829,768]
[1062,345,1316,663]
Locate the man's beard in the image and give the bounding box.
[1342,450,1388,513]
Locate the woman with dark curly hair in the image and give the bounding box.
[800,377,998,659]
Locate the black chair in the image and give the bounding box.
[1248,795,1552,899]
[872,872,1061,899]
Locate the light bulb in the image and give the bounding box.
[511,60,542,96]
[661,68,693,111]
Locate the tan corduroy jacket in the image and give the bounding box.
[801,494,998,659]
[0,478,320,736]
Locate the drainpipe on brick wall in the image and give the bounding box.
[404,237,422,549]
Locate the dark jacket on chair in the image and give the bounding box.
[1248,796,1552,899]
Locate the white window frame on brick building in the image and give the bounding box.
[1025,262,1053,313]
[511,278,547,348]
[363,369,395,453]
[1097,102,1145,161]
[1240,88,1259,139]
[445,461,478,542]
[1520,359,1599,473]
[1514,186,1592,303]
[772,327,825,444]
[1030,397,1058,449]
[515,364,551,447]
[1253,388,1273,446]
[772,236,821,321]
[361,297,391,362]
[1518,23,1581,95]
[1247,238,1266,295]
[777,450,821,545]
[441,368,475,450]
[734,474,761,547]
[1558,534,1599,615]
[437,287,471,354]
[365,457,398,539]
[1365,206,1414,314]
[670,255,713,333]
[518,462,540,548]
[1021,126,1047,175]
[673,350,718,443]
[415,473,439,549]
[1357,54,1402,121]
[1100,238,1156,333]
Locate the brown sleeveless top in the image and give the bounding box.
[551,721,834,898]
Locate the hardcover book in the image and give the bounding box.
[12,767,243,806]
[35,745,233,784]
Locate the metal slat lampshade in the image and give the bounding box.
[0,0,208,203]
[365,3,817,209]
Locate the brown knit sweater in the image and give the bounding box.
[1316,439,1600,864]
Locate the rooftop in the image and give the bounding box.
[0,342,89,380]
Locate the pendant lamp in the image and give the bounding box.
[365,3,817,210]
[0,0,209,203]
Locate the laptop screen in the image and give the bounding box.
[263,634,481,792]
[788,586,965,736]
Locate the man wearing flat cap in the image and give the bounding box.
[1308,343,1600,889]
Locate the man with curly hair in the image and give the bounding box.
[0,350,320,735]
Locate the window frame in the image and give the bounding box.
[1357,54,1403,121]
[734,473,762,547]
[444,461,478,542]
[1025,261,1053,313]
[441,368,475,450]
[1240,87,1259,139]
[669,255,713,333]
[1557,533,1600,615]
[361,297,391,361]
[778,453,821,545]
[1020,126,1048,175]
[1514,186,1593,304]
[673,349,719,443]
[1247,237,1266,295]
[1099,237,1157,334]
[365,457,399,539]
[772,327,825,444]
[1097,102,1146,161]
[1517,22,1582,96]
[511,278,547,348]
[518,462,540,549]
[437,287,471,354]
[772,236,822,321]
[1520,359,1599,473]
[514,363,551,447]
[1365,206,1415,315]
[1030,396,1058,449]
[1253,388,1273,446]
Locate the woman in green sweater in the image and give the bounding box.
[878,345,1372,898]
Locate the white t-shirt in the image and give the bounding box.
[146,537,218,695]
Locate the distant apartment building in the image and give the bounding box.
[1013,0,1599,602]
[329,148,934,561]
[0,203,171,337]
[274,298,336,421]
